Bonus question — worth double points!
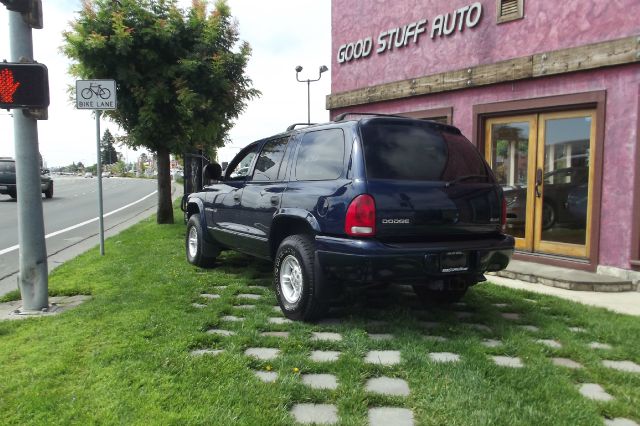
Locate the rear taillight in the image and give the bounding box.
[501,197,507,230]
[345,194,376,237]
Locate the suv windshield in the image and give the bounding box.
[0,161,15,173]
[360,121,489,182]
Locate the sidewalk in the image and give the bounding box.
[488,275,640,316]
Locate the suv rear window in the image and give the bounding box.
[360,121,489,181]
[0,161,15,173]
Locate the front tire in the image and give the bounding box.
[274,234,326,321]
[185,215,217,268]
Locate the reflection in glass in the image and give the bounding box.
[540,116,591,245]
[491,122,529,239]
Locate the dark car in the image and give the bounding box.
[183,114,514,320]
[503,167,587,230]
[0,158,54,199]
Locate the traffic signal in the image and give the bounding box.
[0,0,43,29]
[0,63,49,109]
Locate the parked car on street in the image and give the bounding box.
[182,114,514,320]
[0,158,54,199]
[84,172,93,178]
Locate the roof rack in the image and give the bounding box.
[333,112,405,122]
[286,123,316,131]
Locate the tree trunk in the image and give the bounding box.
[156,147,174,224]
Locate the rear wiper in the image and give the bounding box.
[444,174,487,187]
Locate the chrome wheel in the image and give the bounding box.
[188,226,199,258]
[280,255,303,304]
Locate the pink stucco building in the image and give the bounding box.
[328,0,640,277]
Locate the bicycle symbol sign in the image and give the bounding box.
[76,79,117,110]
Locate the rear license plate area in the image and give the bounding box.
[440,251,468,273]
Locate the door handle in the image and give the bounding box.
[270,195,280,205]
[535,168,543,198]
[233,192,241,201]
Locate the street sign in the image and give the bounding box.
[0,62,49,109]
[76,79,117,110]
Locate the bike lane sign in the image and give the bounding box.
[75,79,117,110]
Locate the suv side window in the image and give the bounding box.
[227,145,259,181]
[294,129,345,181]
[252,136,290,181]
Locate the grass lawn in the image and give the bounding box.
[1,206,639,425]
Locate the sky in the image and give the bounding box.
[0,0,331,167]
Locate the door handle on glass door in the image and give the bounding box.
[535,168,543,198]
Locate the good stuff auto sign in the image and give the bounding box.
[337,2,483,64]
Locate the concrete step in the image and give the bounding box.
[488,260,635,292]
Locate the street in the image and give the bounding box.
[0,176,158,294]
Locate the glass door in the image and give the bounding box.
[485,110,595,258]
[533,111,595,258]
[485,115,537,251]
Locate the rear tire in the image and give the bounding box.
[44,182,53,199]
[413,278,469,304]
[274,234,327,321]
[185,215,218,268]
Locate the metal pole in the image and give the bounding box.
[95,111,105,256]
[9,12,48,311]
[307,79,311,125]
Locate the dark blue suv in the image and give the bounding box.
[183,114,514,320]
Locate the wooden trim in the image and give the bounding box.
[473,91,606,269]
[327,35,639,110]
[631,84,640,269]
[397,107,453,124]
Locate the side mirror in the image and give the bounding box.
[203,163,222,183]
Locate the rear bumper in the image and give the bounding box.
[315,234,514,285]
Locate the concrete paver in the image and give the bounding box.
[602,360,640,373]
[290,403,338,425]
[492,356,523,368]
[424,335,448,342]
[310,350,341,362]
[551,358,583,369]
[520,325,540,332]
[237,293,261,300]
[604,418,640,426]
[368,407,414,426]
[537,339,562,349]
[589,342,613,350]
[468,323,492,332]
[568,327,586,333]
[302,374,338,390]
[365,377,410,396]
[221,315,244,322]
[268,317,292,324]
[235,304,255,310]
[254,371,278,383]
[261,331,289,338]
[365,350,401,366]
[481,339,502,348]
[245,347,280,360]
[429,352,460,363]
[501,312,521,320]
[311,332,343,342]
[200,293,220,299]
[206,329,235,336]
[368,333,394,341]
[192,303,207,309]
[578,383,613,401]
[190,349,224,357]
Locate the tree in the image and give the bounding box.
[63,0,259,223]
[100,129,119,165]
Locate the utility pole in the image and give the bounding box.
[2,0,49,312]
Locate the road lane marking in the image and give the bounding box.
[0,190,157,255]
